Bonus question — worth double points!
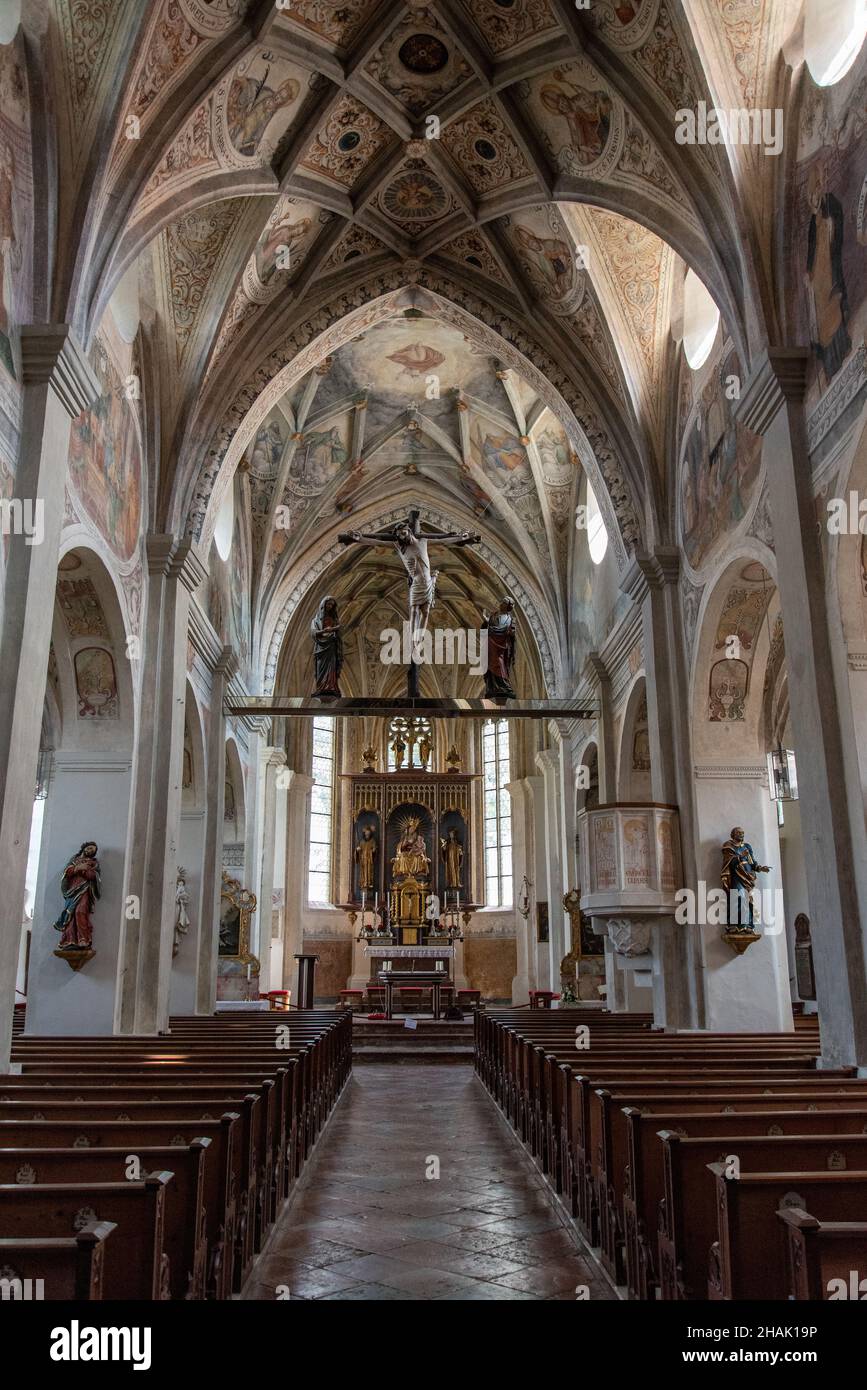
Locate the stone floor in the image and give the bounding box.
[242,1064,614,1301]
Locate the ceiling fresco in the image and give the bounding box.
[25,0,828,690]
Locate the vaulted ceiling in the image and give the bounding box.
[31,0,807,686]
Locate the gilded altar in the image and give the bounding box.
[345,771,475,944]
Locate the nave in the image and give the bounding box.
[241,1063,611,1301]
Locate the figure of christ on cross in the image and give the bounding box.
[338,510,481,696]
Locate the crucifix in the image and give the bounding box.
[338,509,480,697]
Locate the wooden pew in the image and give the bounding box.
[0,1114,241,1300]
[3,1011,351,1298]
[0,1173,173,1300]
[659,1132,867,1301]
[707,1166,867,1300]
[778,1206,867,1300]
[623,1105,867,1300]
[0,1141,211,1300]
[591,1077,867,1281]
[0,1221,115,1301]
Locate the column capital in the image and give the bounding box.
[535,747,560,776]
[621,547,680,603]
[170,539,209,593]
[20,325,100,419]
[736,347,810,435]
[263,745,288,769]
[585,652,610,687]
[146,535,208,592]
[214,645,239,682]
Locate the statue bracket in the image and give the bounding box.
[53,947,96,972]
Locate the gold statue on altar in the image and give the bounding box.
[391,815,430,879]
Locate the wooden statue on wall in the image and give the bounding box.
[173,867,190,958]
[794,912,816,1000]
[52,841,100,969]
[311,595,343,697]
[721,826,769,929]
[440,826,464,889]
[355,825,378,890]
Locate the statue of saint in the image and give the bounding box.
[173,867,190,958]
[440,827,464,889]
[721,826,770,929]
[392,734,406,769]
[418,734,432,769]
[311,595,343,697]
[481,597,517,698]
[392,816,430,879]
[355,825,377,891]
[52,842,101,950]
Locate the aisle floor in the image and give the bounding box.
[242,1063,614,1301]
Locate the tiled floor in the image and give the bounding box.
[242,1064,614,1301]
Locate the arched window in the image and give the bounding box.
[682,268,720,370]
[805,0,867,86]
[308,716,335,905]
[483,718,512,908]
[214,485,234,561]
[586,482,608,565]
[387,715,433,770]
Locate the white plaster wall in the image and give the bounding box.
[170,808,206,1013]
[26,754,133,1035]
[694,773,793,1032]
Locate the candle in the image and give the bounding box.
[374,891,379,909]
[362,889,367,915]
[246,963,251,981]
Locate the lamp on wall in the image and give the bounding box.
[766,743,798,803]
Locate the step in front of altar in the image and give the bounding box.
[351,1018,474,1063]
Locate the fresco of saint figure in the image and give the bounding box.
[805,164,851,386]
[227,65,300,157]
[541,78,612,166]
[514,225,575,303]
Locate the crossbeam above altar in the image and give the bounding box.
[224,696,596,720]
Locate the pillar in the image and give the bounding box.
[507,777,535,1001]
[195,647,238,1015]
[738,349,867,1066]
[622,550,705,1029]
[535,746,566,991]
[281,771,313,995]
[0,327,99,1071]
[585,654,616,800]
[117,537,208,1034]
[256,746,287,995]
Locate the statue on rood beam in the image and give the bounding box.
[721,826,770,930]
[481,596,517,698]
[338,510,480,696]
[311,594,343,698]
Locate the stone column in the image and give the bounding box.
[117,537,208,1035]
[256,746,287,995]
[0,328,99,1072]
[535,746,566,991]
[506,777,534,1002]
[195,647,238,1015]
[527,773,548,990]
[738,349,867,1066]
[281,772,313,999]
[622,550,704,1030]
[585,654,616,800]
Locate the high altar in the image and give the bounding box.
[345,769,475,942]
